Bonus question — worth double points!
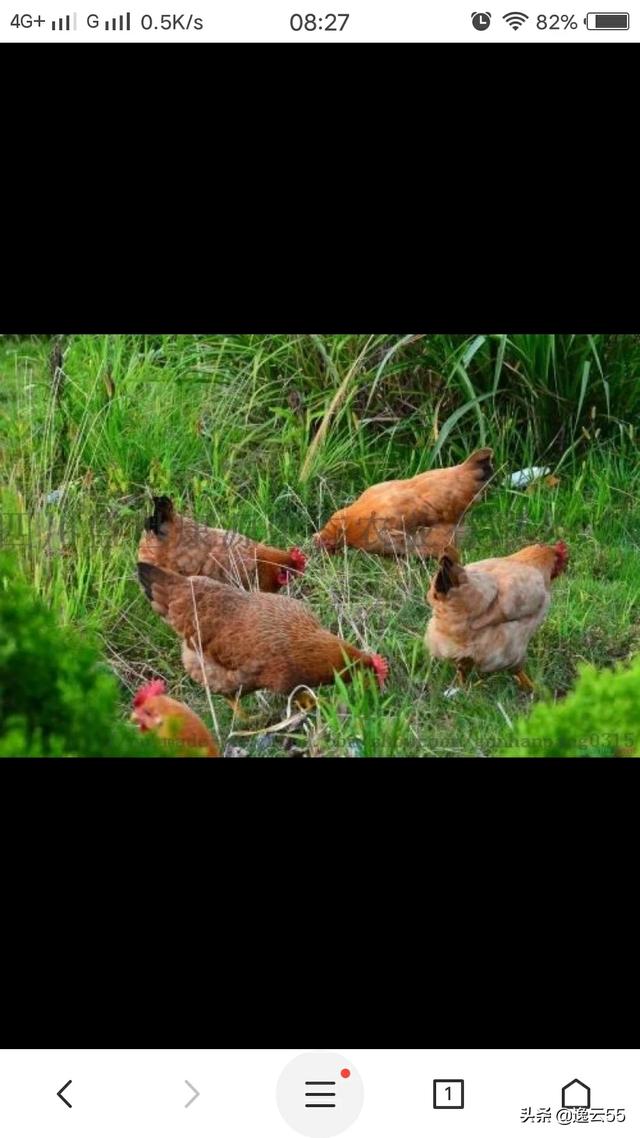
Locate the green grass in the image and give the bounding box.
[2,333,640,757]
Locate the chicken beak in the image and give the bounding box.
[130,709,151,733]
[314,536,334,553]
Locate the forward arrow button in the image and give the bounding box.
[184,1080,200,1109]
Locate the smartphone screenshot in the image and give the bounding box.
[2,332,639,759]
[0,0,636,40]
[0,1050,636,1136]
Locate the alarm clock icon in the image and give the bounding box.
[472,11,492,29]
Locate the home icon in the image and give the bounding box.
[562,1080,591,1109]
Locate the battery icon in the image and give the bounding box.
[584,12,630,27]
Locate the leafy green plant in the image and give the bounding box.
[503,658,640,757]
[0,556,169,757]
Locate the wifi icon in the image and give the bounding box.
[503,10,529,27]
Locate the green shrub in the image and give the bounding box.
[504,658,640,757]
[0,556,166,757]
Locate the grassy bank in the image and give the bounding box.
[1,333,639,756]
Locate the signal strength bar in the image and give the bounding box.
[51,13,77,29]
[104,13,131,29]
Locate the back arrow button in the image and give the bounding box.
[185,1080,200,1108]
[57,1080,73,1108]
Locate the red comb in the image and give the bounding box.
[371,654,389,688]
[133,678,166,707]
[289,547,308,571]
[551,541,569,578]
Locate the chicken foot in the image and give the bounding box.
[442,658,473,699]
[294,691,318,711]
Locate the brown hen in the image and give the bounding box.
[138,496,307,593]
[314,448,493,557]
[137,562,388,700]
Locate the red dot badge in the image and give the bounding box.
[278,1054,363,1135]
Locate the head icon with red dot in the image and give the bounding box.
[277,1054,364,1137]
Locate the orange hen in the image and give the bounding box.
[314,448,493,557]
[138,496,307,593]
[137,562,388,701]
[131,679,220,755]
[425,541,569,689]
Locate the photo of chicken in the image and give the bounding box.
[314,448,493,557]
[425,541,569,689]
[138,496,307,593]
[130,678,220,755]
[13,331,631,759]
[137,561,388,705]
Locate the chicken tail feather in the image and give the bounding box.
[434,553,466,595]
[464,447,494,483]
[145,495,175,535]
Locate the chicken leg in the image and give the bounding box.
[455,659,473,687]
[223,695,261,724]
[514,668,535,692]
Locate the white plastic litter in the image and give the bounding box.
[45,489,64,504]
[508,467,551,489]
[443,685,462,699]
[345,738,365,756]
